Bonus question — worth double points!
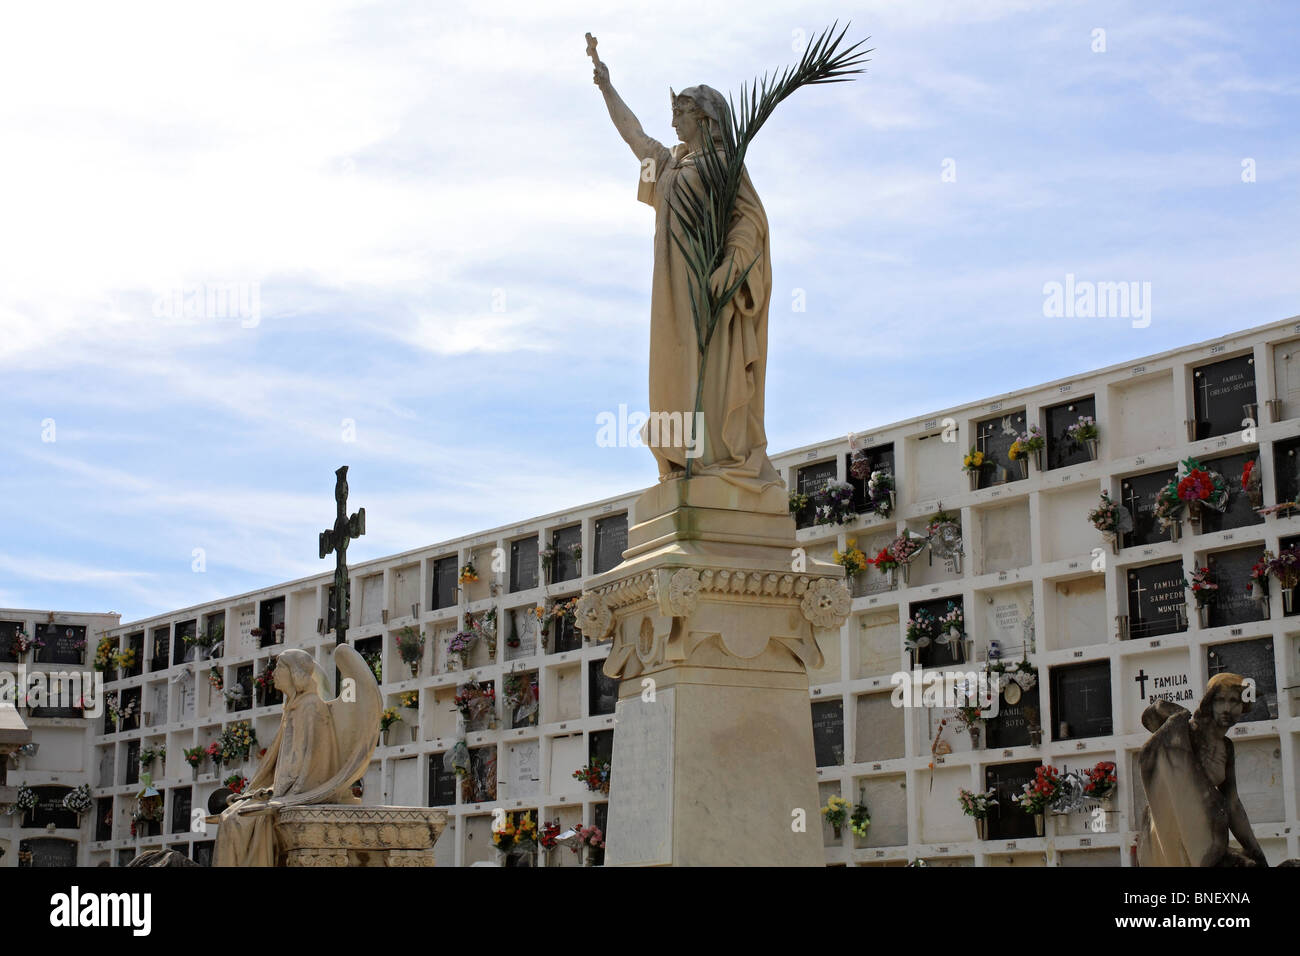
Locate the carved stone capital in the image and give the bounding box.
[574,592,613,641]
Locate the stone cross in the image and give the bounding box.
[319,466,365,646]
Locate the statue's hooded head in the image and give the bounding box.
[670,84,730,146]
[275,648,330,702]
[1195,672,1248,731]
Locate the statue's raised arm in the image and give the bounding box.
[587,33,667,164]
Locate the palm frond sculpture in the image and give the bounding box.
[669,23,872,476]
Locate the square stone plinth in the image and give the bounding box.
[276,805,448,867]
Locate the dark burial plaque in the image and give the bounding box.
[0,620,19,663]
[1207,546,1268,627]
[125,740,140,785]
[1050,660,1113,740]
[985,686,1040,750]
[1206,637,1277,722]
[204,613,225,657]
[1120,468,1178,548]
[975,411,1027,489]
[35,624,85,665]
[984,761,1040,840]
[126,633,144,676]
[234,664,254,711]
[95,798,113,842]
[432,555,458,610]
[258,597,285,648]
[173,620,194,664]
[553,602,582,653]
[1044,396,1097,470]
[588,728,613,766]
[27,786,78,830]
[428,753,458,807]
[192,841,214,867]
[151,627,170,672]
[1274,436,1300,507]
[552,524,582,583]
[510,535,539,593]
[846,442,895,514]
[795,459,837,528]
[810,698,844,767]
[1285,533,1300,618]
[19,837,77,867]
[1127,560,1186,639]
[909,596,965,668]
[122,688,141,731]
[116,849,135,868]
[466,746,496,802]
[593,513,628,574]
[1198,453,1264,534]
[1192,354,1257,441]
[588,660,618,717]
[171,787,192,834]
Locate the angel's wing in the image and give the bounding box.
[275,644,381,807]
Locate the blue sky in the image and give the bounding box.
[1,0,1297,623]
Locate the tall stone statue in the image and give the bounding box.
[1136,673,1269,867]
[213,646,380,866]
[588,30,867,493]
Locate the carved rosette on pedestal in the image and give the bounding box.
[276,805,447,867]
[577,566,848,680]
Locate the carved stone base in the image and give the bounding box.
[276,805,447,867]
[578,477,850,867]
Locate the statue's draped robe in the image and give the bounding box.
[1136,707,1225,867]
[214,691,343,867]
[635,137,781,492]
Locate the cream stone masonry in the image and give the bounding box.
[582,476,848,865]
[65,314,1300,866]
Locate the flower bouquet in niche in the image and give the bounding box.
[379,707,401,745]
[866,468,895,517]
[183,746,206,777]
[962,447,989,489]
[573,760,611,795]
[888,530,926,585]
[1153,482,1185,541]
[866,546,899,589]
[813,480,856,526]
[821,794,850,839]
[1170,457,1229,528]
[1065,415,1100,459]
[1016,423,1047,472]
[448,630,477,670]
[12,628,44,660]
[850,795,871,839]
[1266,546,1300,613]
[454,681,496,731]
[832,538,868,582]
[396,626,425,678]
[458,561,479,589]
[1087,490,1133,553]
[1248,551,1272,613]
[61,783,92,822]
[925,507,963,572]
[848,449,873,481]
[1014,764,1060,835]
[224,773,249,795]
[904,608,937,664]
[574,825,605,866]
[1184,566,1217,627]
[1083,761,1117,804]
[1241,459,1264,509]
[958,787,997,840]
[470,608,497,659]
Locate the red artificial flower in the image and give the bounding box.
[1241,461,1255,490]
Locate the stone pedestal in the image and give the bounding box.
[576,477,850,867]
[239,805,446,867]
